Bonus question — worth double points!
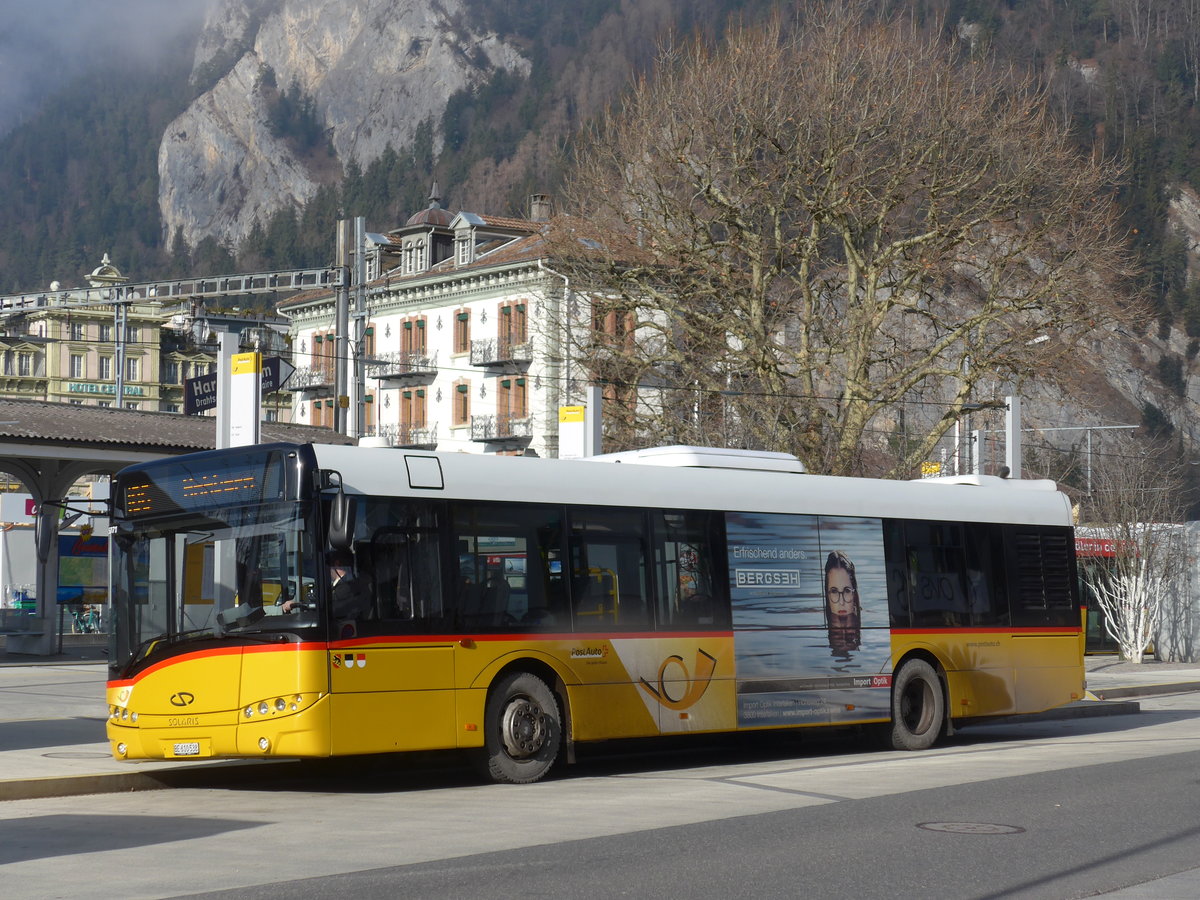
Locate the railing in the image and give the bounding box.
[470,338,533,368]
[286,365,334,391]
[371,422,439,448]
[366,350,438,380]
[471,413,533,443]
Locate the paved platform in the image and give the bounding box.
[0,650,1196,801]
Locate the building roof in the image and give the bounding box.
[0,396,353,454]
[276,227,550,315]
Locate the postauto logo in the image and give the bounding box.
[639,649,717,711]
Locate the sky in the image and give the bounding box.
[0,0,215,134]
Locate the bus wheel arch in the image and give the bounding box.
[889,654,947,751]
[481,663,567,784]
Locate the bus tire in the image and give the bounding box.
[483,671,561,784]
[889,659,944,751]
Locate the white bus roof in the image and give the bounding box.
[589,445,806,473]
[310,444,1073,528]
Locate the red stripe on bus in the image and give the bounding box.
[891,626,1080,635]
[107,641,328,687]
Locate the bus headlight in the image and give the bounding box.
[258,737,271,752]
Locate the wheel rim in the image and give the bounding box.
[499,695,549,759]
[900,678,934,734]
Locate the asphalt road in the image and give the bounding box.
[3,692,1199,900]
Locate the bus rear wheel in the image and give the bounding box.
[483,672,561,784]
[889,659,945,751]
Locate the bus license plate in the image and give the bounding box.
[173,742,201,757]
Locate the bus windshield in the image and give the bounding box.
[109,501,323,675]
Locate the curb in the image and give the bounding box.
[1088,680,1200,701]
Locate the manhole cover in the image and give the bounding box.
[917,822,1025,835]
[41,751,112,760]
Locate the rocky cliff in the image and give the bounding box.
[160,0,529,248]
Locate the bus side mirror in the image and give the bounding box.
[329,490,356,552]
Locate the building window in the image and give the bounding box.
[99,357,112,380]
[453,310,470,354]
[18,354,31,377]
[499,302,527,348]
[453,381,470,426]
[68,322,85,341]
[401,318,427,355]
[125,326,140,343]
[69,399,83,406]
[401,388,427,428]
[164,361,180,384]
[69,354,85,378]
[99,324,112,343]
[126,357,140,382]
[163,403,180,413]
[97,401,112,409]
[125,402,139,411]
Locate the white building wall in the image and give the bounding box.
[286,259,572,458]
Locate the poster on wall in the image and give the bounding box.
[57,533,108,606]
[727,512,892,726]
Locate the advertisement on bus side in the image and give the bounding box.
[728,513,892,726]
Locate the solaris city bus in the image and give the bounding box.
[106,442,1084,783]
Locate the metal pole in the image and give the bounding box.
[334,219,351,435]
[1087,427,1093,495]
[1005,395,1021,479]
[113,287,126,408]
[352,216,367,438]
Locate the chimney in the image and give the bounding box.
[529,193,552,222]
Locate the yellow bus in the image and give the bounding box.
[106,442,1084,783]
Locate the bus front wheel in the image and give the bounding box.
[483,672,561,784]
[889,659,945,751]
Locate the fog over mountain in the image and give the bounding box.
[0,0,212,135]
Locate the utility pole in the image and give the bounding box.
[1005,395,1021,478]
[352,216,367,438]
[334,218,352,435]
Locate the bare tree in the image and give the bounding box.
[1080,438,1190,663]
[545,3,1136,475]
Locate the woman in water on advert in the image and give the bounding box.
[824,550,862,654]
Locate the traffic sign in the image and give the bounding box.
[184,356,295,415]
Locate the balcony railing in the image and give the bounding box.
[370,422,439,449]
[366,350,437,381]
[470,412,533,443]
[286,365,334,392]
[470,338,533,369]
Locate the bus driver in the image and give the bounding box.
[282,550,372,620]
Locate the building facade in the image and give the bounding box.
[280,193,577,457]
[0,256,293,416]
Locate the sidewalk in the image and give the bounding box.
[0,650,1196,802]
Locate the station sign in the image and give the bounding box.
[184,356,294,415]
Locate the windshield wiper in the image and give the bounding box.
[131,627,218,666]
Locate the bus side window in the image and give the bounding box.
[359,499,444,632]
[567,507,651,632]
[883,520,910,628]
[964,523,1009,626]
[450,502,567,631]
[653,510,727,630]
[904,521,969,627]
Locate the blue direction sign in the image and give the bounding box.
[184,356,295,415]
